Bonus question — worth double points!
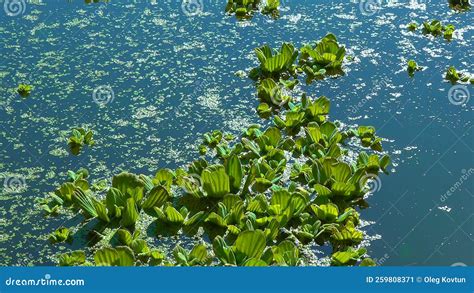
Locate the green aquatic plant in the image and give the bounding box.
[422,20,443,36]
[407,60,421,77]
[445,66,471,84]
[68,127,95,155]
[407,22,419,31]
[299,33,346,77]
[443,24,455,40]
[261,0,280,17]
[58,250,87,266]
[48,227,72,244]
[448,0,471,11]
[250,43,299,80]
[257,78,291,106]
[226,0,282,19]
[225,0,260,18]
[17,84,32,97]
[422,20,455,40]
[45,39,387,267]
[173,243,212,266]
[46,92,388,267]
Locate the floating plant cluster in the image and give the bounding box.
[17,83,32,97]
[448,0,471,11]
[39,28,393,266]
[445,66,474,84]
[249,34,347,114]
[407,20,456,41]
[405,18,474,80]
[68,127,95,155]
[226,0,281,19]
[407,60,422,78]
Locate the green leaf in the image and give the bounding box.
[234,230,266,260]
[311,203,339,222]
[165,206,184,224]
[201,165,230,198]
[72,188,97,218]
[58,250,86,266]
[331,162,352,183]
[189,243,209,264]
[112,172,145,203]
[116,229,133,246]
[49,227,71,243]
[273,240,299,266]
[152,169,174,190]
[94,246,135,266]
[225,155,243,193]
[243,258,268,266]
[120,198,139,228]
[93,199,110,223]
[142,186,169,209]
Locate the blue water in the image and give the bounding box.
[0,0,472,266]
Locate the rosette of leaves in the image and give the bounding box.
[257,78,291,107]
[448,0,471,11]
[407,60,421,77]
[115,229,165,265]
[407,22,418,31]
[422,20,443,36]
[261,0,280,17]
[250,42,299,80]
[225,0,261,19]
[17,84,32,97]
[49,227,72,244]
[68,127,95,155]
[443,24,455,41]
[173,243,212,266]
[299,33,346,78]
[445,66,472,84]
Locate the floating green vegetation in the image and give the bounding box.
[448,0,471,11]
[44,99,389,266]
[41,35,390,267]
[49,227,72,244]
[418,20,456,40]
[68,127,95,155]
[299,33,346,78]
[407,60,421,78]
[261,0,281,17]
[249,34,347,114]
[17,84,32,97]
[445,66,472,84]
[226,0,281,19]
[407,22,419,31]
